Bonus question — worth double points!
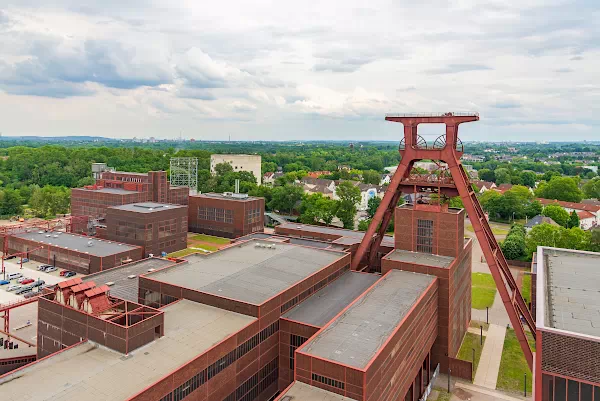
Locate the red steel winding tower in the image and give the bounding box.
[352,112,535,369]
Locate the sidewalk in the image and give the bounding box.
[474,324,507,390]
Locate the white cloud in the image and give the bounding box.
[0,1,598,140]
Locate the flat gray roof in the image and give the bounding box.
[278,223,395,248]
[0,299,256,401]
[12,231,139,257]
[279,381,357,400]
[82,258,176,302]
[109,202,187,213]
[383,249,454,268]
[195,192,260,201]
[283,271,379,327]
[148,240,346,305]
[540,248,600,338]
[76,187,138,194]
[299,270,435,369]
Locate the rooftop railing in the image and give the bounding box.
[386,112,479,118]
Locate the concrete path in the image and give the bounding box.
[472,291,511,327]
[474,324,507,390]
[454,382,529,401]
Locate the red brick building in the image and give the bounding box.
[71,170,189,218]
[534,248,600,401]
[103,202,188,257]
[6,231,143,274]
[188,193,264,238]
[381,204,472,372]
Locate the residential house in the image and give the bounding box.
[538,198,600,230]
[380,173,392,186]
[525,215,559,232]
[472,180,497,194]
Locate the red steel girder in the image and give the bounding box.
[352,113,535,369]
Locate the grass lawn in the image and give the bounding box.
[470,320,490,331]
[521,274,532,305]
[190,234,230,245]
[433,388,451,401]
[457,332,486,374]
[496,328,535,394]
[168,245,218,258]
[466,224,510,236]
[472,273,497,310]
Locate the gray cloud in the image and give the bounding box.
[554,68,573,73]
[426,64,493,75]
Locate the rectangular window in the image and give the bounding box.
[416,219,434,253]
[289,334,307,370]
[311,373,344,390]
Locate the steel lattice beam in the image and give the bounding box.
[352,112,535,369]
[170,157,198,194]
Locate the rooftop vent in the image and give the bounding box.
[87,241,94,247]
[45,234,51,238]
[105,282,115,286]
[53,235,58,238]
[127,275,136,279]
[38,231,44,234]
[231,193,248,199]
[223,192,234,197]
[147,268,156,272]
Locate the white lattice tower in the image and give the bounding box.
[170,157,198,194]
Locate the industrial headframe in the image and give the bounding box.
[352,112,535,369]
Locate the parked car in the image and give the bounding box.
[0,280,10,285]
[59,270,69,276]
[20,278,34,285]
[64,271,77,277]
[40,284,55,291]
[44,266,58,273]
[31,280,45,287]
[38,264,52,271]
[24,291,38,299]
[17,277,31,284]
[7,272,22,280]
[5,255,16,260]
[16,285,33,294]
[7,284,21,292]
[21,258,29,263]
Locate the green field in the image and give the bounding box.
[470,320,490,331]
[521,274,532,305]
[472,273,497,310]
[457,332,486,374]
[466,224,509,236]
[168,245,218,258]
[190,234,231,245]
[496,329,535,394]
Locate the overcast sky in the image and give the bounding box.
[0,0,598,141]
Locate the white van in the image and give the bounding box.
[7,272,23,280]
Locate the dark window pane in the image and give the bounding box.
[555,377,566,401]
[568,380,579,401]
[542,374,554,401]
[580,383,592,401]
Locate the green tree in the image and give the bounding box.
[299,193,337,226]
[261,162,277,174]
[494,168,511,184]
[559,227,591,251]
[269,185,303,214]
[29,185,71,217]
[214,162,233,176]
[501,236,526,260]
[568,210,580,229]
[524,200,543,218]
[582,177,600,199]
[478,169,495,182]
[362,170,381,185]
[367,197,381,218]
[525,223,561,257]
[358,219,370,231]
[0,188,23,216]
[535,176,584,202]
[542,205,570,227]
[520,171,537,188]
[335,181,361,229]
[248,185,273,209]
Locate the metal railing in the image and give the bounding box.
[386,112,479,118]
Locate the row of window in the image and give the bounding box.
[246,208,261,224]
[198,207,234,224]
[222,357,279,401]
[542,374,600,401]
[289,334,308,370]
[312,373,345,390]
[159,322,279,401]
[0,356,36,366]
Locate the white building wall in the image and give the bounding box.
[210,154,262,185]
